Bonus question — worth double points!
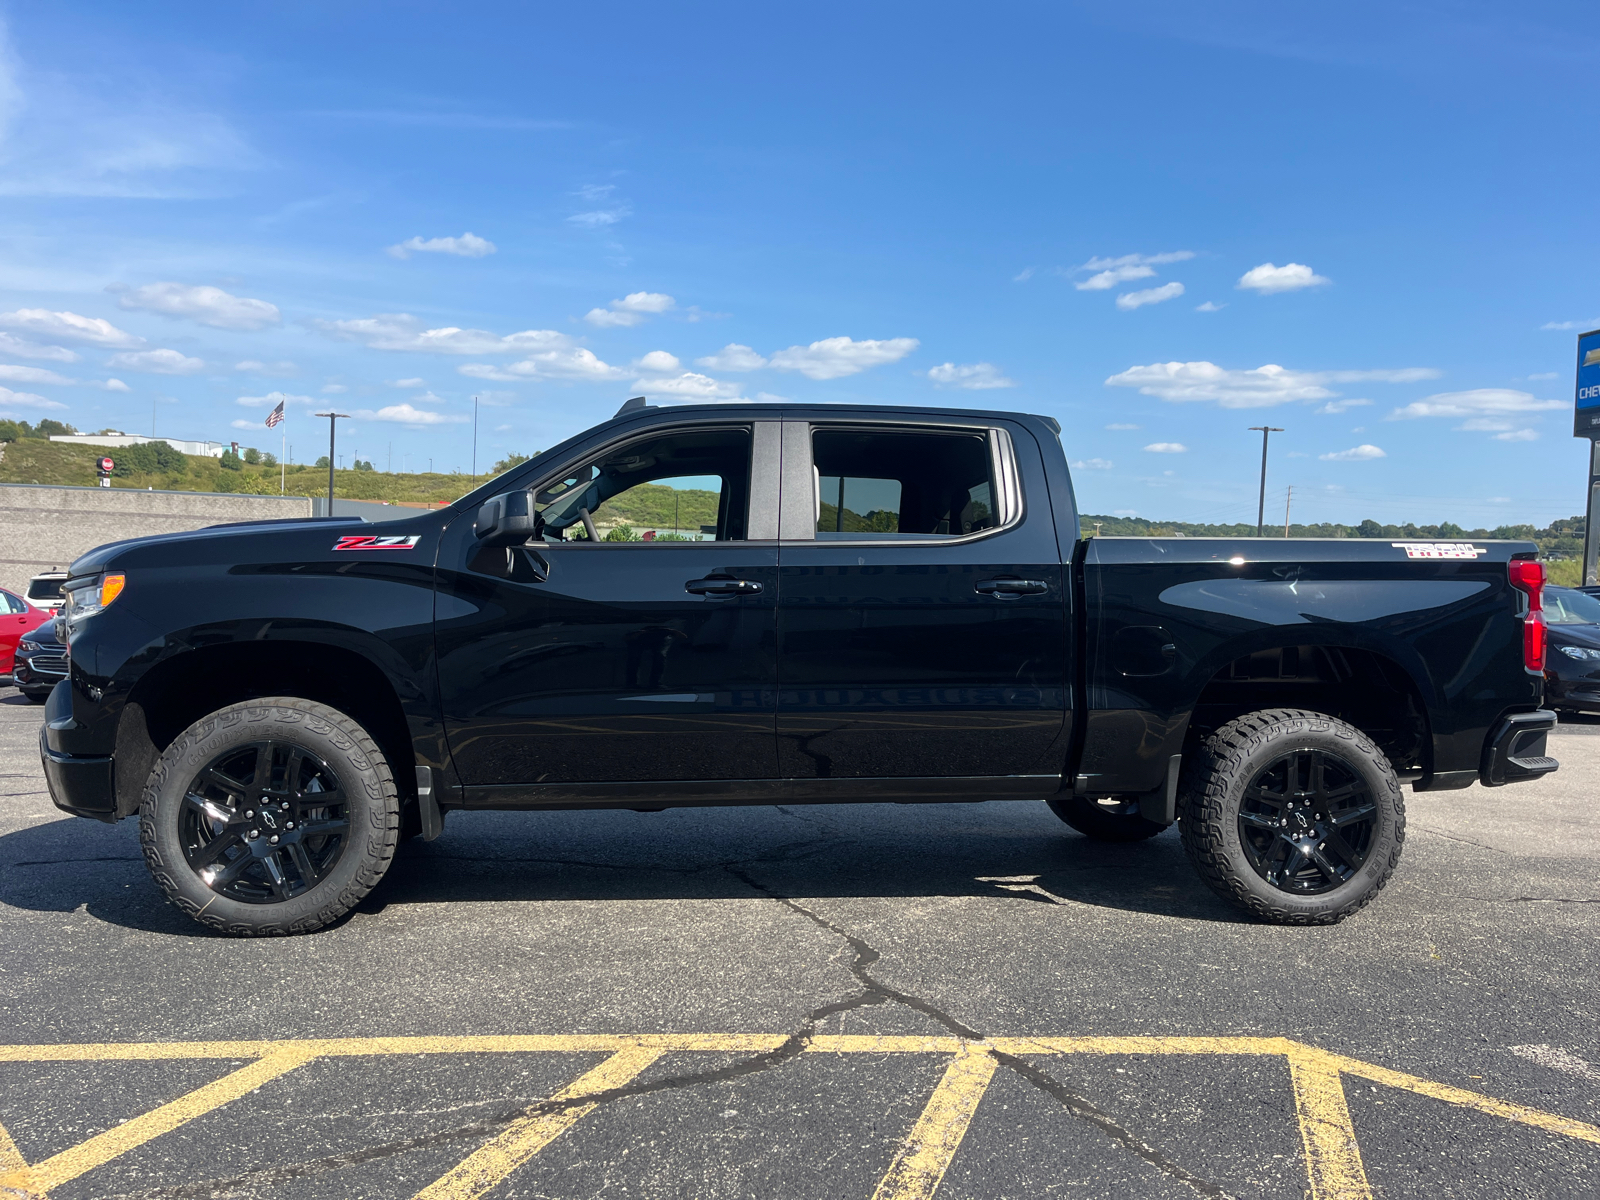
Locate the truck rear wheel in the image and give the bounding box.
[1178,708,1404,925]
[1046,795,1167,842]
[139,698,400,936]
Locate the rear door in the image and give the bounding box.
[774,416,1070,782]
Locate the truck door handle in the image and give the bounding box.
[975,578,1048,597]
[685,576,763,596]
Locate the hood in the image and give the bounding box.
[1547,621,1600,649]
[66,516,371,581]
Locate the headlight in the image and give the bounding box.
[61,573,124,630]
[1557,644,1600,661]
[18,639,40,652]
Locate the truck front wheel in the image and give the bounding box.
[1178,708,1405,925]
[139,698,400,936]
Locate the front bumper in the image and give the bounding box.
[1479,709,1559,787]
[39,680,117,822]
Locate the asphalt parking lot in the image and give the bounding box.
[2,687,1597,1200]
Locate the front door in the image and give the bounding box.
[436,420,780,788]
[775,418,1069,781]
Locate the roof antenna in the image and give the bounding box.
[615,395,650,417]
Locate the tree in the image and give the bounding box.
[603,523,640,541]
[243,447,261,465]
[262,451,278,467]
[493,452,533,474]
[314,455,331,469]
[33,419,75,438]
[219,449,243,471]
[354,459,375,472]
[111,441,186,477]
[0,419,24,442]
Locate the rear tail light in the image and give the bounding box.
[1508,559,1546,673]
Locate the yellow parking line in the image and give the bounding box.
[0,1048,316,1200]
[870,1048,998,1200]
[1323,1051,1600,1147]
[411,1047,663,1200]
[0,1119,31,1190]
[1287,1054,1372,1200]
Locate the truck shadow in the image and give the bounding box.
[0,804,1247,936]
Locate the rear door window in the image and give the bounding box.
[812,428,999,539]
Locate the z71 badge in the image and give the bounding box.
[332,534,421,551]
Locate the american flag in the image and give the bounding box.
[265,399,285,429]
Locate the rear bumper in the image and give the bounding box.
[1479,709,1559,787]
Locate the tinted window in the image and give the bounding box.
[535,427,752,543]
[26,578,61,601]
[812,428,996,539]
[1545,586,1600,625]
[1,590,26,614]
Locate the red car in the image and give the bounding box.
[1,586,51,679]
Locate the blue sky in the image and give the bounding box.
[1,1,1598,525]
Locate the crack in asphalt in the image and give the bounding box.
[50,829,1230,1200]
[12,856,143,867]
[1465,894,1600,904]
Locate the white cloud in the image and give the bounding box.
[1527,372,1559,381]
[0,332,78,362]
[1144,442,1187,453]
[636,350,681,373]
[1108,361,1439,408]
[236,391,318,408]
[100,378,129,392]
[236,359,296,374]
[1117,282,1185,310]
[1112,509,1139,517]
[386,232,496,259]
[1105,422,1140,430]
[390,377,425,387]
[321,384,348,394]
[569,207,630,227]
[1196,301,1225,312]
[351,403,468,427]
[1074,252,1193,290]
[0,363,73,385]
[1457,417,1514,431]
[112,282,280,330]
[696,343,766,371]
[768,336,919,380]
[925,361,1015,389]
[585,292,676,327]
[106,348,204,374]
[1316,398,1372,414]
[1237,262,1330,293]
[1541,318,1600,331]
[314,313,571,356]
[1013,267,1035,282]
[473,390,517,406]
[1387,388,1565,420]
[1071,458,1113,470]
[633,371,742,400]
[1319,444,1386,461]
[459,346,624,383]
[0,385,65,410]
[1495,429,1539,442]
[229,418,260,429]
[0,309,142,347]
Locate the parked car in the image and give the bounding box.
[0,586,51,680]
[13,619,68,702]
[1542,585,1600,713]
[39,400,1558,935]
[25,571,68,611]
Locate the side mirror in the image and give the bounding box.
[474,491,539,548]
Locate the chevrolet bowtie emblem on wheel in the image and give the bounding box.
[332,534,421,551]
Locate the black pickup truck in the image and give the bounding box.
[39,400,1558,935]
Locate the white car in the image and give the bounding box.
[25,571,67,611]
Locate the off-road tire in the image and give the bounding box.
[1047,794,1167,842]
[1178,708,1405,925]
[140,698,400,936]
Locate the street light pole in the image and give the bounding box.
[314,411,349,516]
[1248,426,1284,537]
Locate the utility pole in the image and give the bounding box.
[1283,485,1293,537]
[1248,426,1284,537]
[471,396,479,487]
[314,411,349,515]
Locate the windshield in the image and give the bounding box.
[26,577,63,601]
[1544,586,1600,625]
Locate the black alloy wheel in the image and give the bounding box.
[1236,749,1376,895]
[179,741,350,903]
[141,698,399,936]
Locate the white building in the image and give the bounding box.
[50,434,226,458]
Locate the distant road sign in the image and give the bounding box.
[1576,328,1600,436]
[97,457,114,473]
